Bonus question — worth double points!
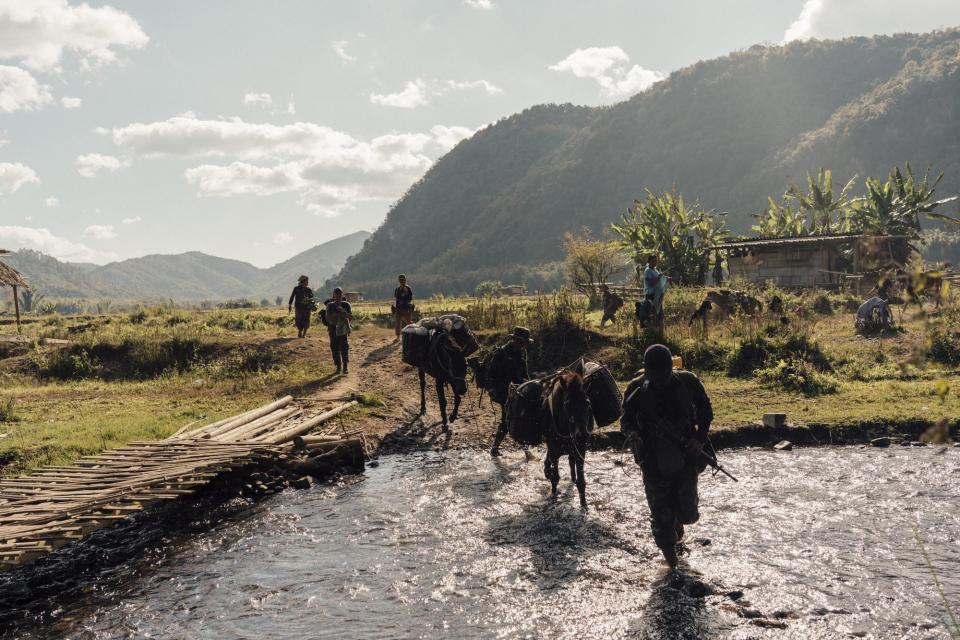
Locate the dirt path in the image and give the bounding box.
[320,326,507,455]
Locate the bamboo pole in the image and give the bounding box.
[256,401,358,445]
[292,434,342,448]
[11,285,20,334]
[213,406,301,442]
[203,396,293,439]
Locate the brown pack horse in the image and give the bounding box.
[689,289,763,325]
[542,370,594,510]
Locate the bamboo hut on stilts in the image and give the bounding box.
[0,249,28,333]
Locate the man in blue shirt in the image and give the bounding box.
[643,254,668,324]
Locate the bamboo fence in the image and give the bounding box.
[0,396,359,572]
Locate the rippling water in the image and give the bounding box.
[3,446,959,639]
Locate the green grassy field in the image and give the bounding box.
[0,307,330,476]
[1,286,957,476]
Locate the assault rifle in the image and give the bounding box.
[628,420,739,482]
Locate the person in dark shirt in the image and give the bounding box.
[288,275,314,338]
[325,287,353,374]
[489,326,532,457]
[620,344,714,569]
[393,274,414,338]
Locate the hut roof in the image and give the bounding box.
[720,233,882,250]
[0,259,28,287]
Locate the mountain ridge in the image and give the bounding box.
[3,230,371,301]
[332,29,960,297]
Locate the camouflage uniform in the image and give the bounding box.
[620,369,713,551]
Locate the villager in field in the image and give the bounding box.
[855,296,894,333]
[288,275,314,338]
[599,283,624,328]
[326,287,353,374]
[621,344,714,569]
[637,255,668,327]
[393,274,414,338]
[486,327,532,457]
[712,251,724,286]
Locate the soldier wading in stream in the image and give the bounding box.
[620,344,714,569]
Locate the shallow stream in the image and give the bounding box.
[2,446,959,639]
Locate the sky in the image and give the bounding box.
[1,0,959,267]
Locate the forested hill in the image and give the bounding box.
[4,230,370,301]
[333,29,960,297]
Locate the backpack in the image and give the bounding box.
[477,344,512,392]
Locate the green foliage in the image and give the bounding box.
[474,280,504,297]
[611,186,728,285]
[563,228,626,304]
[0,400,18,423]
[18,288,45,314]
[756,360,840,396]
[728,332,831,377]
[929,329,960,366]
[812,295,834,315]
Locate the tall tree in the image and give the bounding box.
[785,169,857,234]
[611,187,728,285]
[563,229,626,305]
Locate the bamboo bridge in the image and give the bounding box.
[0,396,360,572]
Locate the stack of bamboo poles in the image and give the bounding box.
[0,396,360,572]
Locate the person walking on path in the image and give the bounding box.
[620,344,714,569]
[325,287,353,374]
[488,327,533,457]
[393,274,414,338]
[599,283,624,328]
[288,275,314,338]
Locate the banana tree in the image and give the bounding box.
[611,187,728,285]
[751,196,809,238]
[786,169,857,234]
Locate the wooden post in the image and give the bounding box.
[11,285,20,334]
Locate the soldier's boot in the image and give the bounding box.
[341,351,349,374]
[332,352,342,374]
[661,545,679,570]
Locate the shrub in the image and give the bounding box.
[929,330,960,366]
[756,360,840,396]
[40,347,100,379]
[128,309,149,324]
[812,294,834,315]
[728,332,831,376]
[0,400,18,423]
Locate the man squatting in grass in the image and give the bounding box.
[393,274,414,338]
[326,287,353,374]
[288,275,313,339]
[620,344,714,569]
[489,326,533,457]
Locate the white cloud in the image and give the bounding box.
[242,92,272,109]
[464,0,494,8]
[121,216,141,224]
[273,232,293,245]
[44,195,59,207]
[370,79,429,109]
[103,113,479,217]
[0,0,148,71]
[81,224,116,240]
[75,153,124,178]
[445,79,502,95]
[331,40,354,62]
[784,0,960,41]
[370,77,503,108]
[550,46,664,99]
[60,95,81,109]
[0,65,52,112]
[0,162,39,194]
[0,225,117,263]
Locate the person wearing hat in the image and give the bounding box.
[288,275,314,339]
[620,344,714,569]
[489,326,533,457]
[325,287,353,374]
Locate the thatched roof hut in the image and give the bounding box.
[0,249,28,331]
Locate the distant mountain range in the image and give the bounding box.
[2,230,371,301]
[335,29,960,296]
